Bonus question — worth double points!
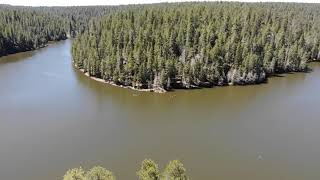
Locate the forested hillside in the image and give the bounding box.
[1,3,320,92]
[37,6,119,37]
[72,2,320,92]
[0,5,69,56]
[0,5,117,57]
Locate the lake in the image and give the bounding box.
[1,40,320,180]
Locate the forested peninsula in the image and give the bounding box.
[1,3,320,92]
[72,2,320,92]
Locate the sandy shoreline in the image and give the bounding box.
[74,60,320,93]
[74,64,166,93]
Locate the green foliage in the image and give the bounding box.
[0,5,117,57]
[63,167,86,180]
[0,5,68,56]
[72,2,320,90]
[1,3,319,91]
[162,160,188,180]
[63,166,115,180]
[64,160,189,180]
[86,166,115,180]
[137,159,160,180]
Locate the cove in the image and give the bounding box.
[1,40,320,180]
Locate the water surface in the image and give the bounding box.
[1,40,320,180]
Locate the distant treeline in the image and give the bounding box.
[0,5,117,57]
[63,159,188,180]
[0,5,67,56]
[72,2,320,92]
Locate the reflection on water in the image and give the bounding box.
[0,40,320,180]
[0,51,35,64]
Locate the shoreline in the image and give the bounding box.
[0,39,68,59]
[0,44,48,58]
[74,64,167,93]
[74,60,319,93]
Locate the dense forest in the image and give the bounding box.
[0,5,68,56]
[36,6,120,37]
[0,5,118,57]
[64,159,188,180]
[72,2,320,92]
[1,3,320,92]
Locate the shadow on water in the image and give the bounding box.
[0,40,67,65]
[71,63,272,118]
[0,51,35,65]
[269,64,314,78]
